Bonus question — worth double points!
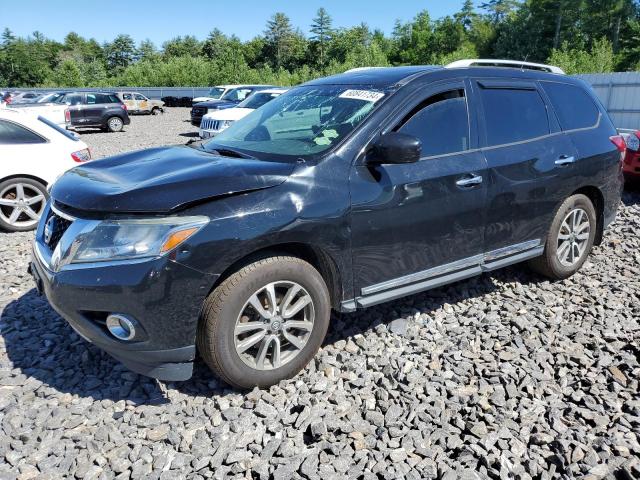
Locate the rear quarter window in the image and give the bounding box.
[542,82,600,131]
[0,119,47,144]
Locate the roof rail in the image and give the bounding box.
[446,59,565,74]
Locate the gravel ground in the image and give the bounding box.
[0,112,639,479]
[77,108,199,159]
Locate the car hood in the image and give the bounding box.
[50,146,295,213]
[202,108,254,122]
[195,99,238,109]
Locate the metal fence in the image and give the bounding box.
[576,72,640,130]
[11,72,640,129]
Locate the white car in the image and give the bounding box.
[8,102,70,128]
[199,88,288,138]
[0,109,91,232]
[192,85,238,104]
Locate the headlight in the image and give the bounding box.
[63,216,208,266]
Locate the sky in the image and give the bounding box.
[2,0,478,45]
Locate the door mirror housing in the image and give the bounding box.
[368,132,422,165]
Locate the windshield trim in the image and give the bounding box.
[203,84,394,163]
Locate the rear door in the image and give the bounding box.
[84,93,110,125]
[473,78,578,256]
[350,80,488,301]
[134,93,149,112]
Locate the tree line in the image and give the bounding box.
[1,0,639,88]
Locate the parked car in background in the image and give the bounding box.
[192,85,237,104]
[116,92,165,115]
[200,88,288,138]
[620,129,640,183]
[1,92,15,104]
[8,101,71,129]
[30,61,622,388]
[10,92,43,104]
[36,92,67,104]
[54,92,130,132]
[0,109,90,232]
[190,85,276,126]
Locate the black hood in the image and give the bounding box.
[194,99,238,109]
[50,146,295,213]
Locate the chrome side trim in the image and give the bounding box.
[483,239,541,262]
[360,239,542,297]
[361,254,484,296]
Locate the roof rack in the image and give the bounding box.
[446,59,565,74]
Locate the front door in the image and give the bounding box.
[83,93,105,126]
[134,93,149,112]
[350,80,488,303]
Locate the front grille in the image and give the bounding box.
[43,210,72,251]
[201,119,220,131]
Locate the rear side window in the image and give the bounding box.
[0,119,46,144]
[122,93,132,100]
[397,89,470,157]
[542,82,600,131]
[479,87,549,146]
[134,94,146,100]
[60,94,83,105]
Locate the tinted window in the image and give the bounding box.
[542,82,600,131]
[479,87,549,146]
[59,94,83,105]
[0,120,46,144]
[122,93,132,100]
[397,90,469,157]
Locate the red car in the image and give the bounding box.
[621,130,640,182]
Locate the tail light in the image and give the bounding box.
[121,103,127,111]
[610,135,627,162]
[71,148,91,163]
[64,109,70,123]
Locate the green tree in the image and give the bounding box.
[138,39,157,61]
[310,8,334,71]
[104,34,137,71]
[480,0,521,23]
[547,37,615,73]
[162,35,202,58]
[455,0,478,30]
[264,12,295,68]
[52,58,85,86]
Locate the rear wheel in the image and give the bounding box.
[151,107,161,115]
[106,116,124,132]
[197,256,331,389]
[0,178,48,232]
[529,194,596,279]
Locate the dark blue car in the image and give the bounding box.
[31,63,623,389]
[190,85,276,126]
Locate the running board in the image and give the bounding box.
[346,243,544,310]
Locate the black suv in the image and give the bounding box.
[55,92,130,132]
[31,65,622,388]
[190,85,276,126]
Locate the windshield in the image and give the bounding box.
[221,87,253,102]
[203,85,385,160]
[238,92,281,110]
[207,87,226,98]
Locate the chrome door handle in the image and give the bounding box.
[555,155,576,166]
[456,174,483,187]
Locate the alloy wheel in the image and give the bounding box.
[234,281,315,371]
[556,207,591,267]
[0,183,46,229]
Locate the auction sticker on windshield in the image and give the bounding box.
[339,90,385,103]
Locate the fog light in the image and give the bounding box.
[106,314,137,341]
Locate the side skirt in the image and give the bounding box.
[341,242,544,311]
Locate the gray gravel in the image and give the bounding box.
[78,108,199,159]
[0,114,639,479]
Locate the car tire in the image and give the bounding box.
[529,194,597,280]
[151,107,161,115]
[197,255,331,389]
[0,177,48,232]
[106,116,124,132]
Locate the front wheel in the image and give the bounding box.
[529,194,597,280]
[197,256,331,389]
[106,116,124,132]
[0,178,48,232]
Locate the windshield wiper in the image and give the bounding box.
[208,147,255,159]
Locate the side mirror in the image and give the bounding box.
[368,132,422,165]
